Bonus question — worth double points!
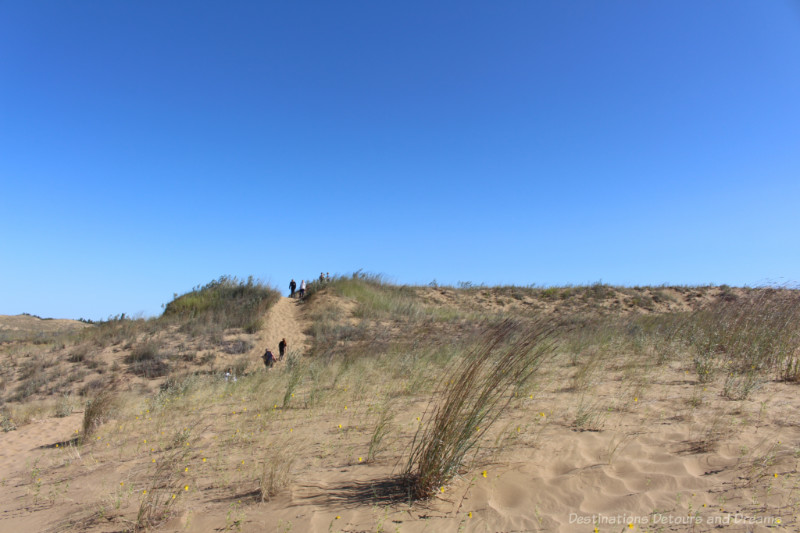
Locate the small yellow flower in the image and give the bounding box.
[344,406,348,410]
[358,457,363,462]
[439,486,445,493]
[241,460,245,465]
[634,397,638,402]
[482,470,487,478]
[776,518,782,524]
[152,459,156,463]
[468,512,473,518]
[120,482,124,486]
[338,424,342,429]
[628,524,634,529]
[172,494,176,499]
[143,490,147,495]
[335,515,340,520]
[56,444,59,448]
[184,485,189,491]
[774,473,778,478]
[202,458,206,462]
[185,467,189,472]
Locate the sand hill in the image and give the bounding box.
[0,278,798,532]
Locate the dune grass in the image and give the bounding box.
[164,275,279,331]
[403,319,557,499]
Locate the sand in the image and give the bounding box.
[1,293,798,532]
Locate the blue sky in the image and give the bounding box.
[2,1,799,320]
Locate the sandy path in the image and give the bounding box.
[254,297,310,361]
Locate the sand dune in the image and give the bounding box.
[1,285,798,532]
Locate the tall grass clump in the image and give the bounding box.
[403,319,556,499]
[680,288,800,391]
[82,384,119,440]
[258,438,295,502]
[368,403,394,462]
[163,276,280,331]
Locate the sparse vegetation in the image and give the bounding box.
[2,275,800,531]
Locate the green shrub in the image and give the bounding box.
[163,276,280,331]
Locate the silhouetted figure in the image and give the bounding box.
[278,338,287,360]
[289,279,297,298]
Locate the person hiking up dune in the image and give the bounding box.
[262,348,275,369]
[278,338,287,361]
[289,279,297,298]
[299,280,306,299]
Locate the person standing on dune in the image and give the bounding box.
[299,280,306,299]
[290,279,297,298]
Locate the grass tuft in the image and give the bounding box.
[82,384,119,440]
[403,319,556,499]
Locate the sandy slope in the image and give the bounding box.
[2,292,799,533]
[255,297,309,358]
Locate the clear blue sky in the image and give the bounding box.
[2,1,799,320]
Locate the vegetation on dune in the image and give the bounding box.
[163,275,279,332]
[680,288,800,398]
[403,319,556,498]
[4,273,800,530]
[0,275,279,414]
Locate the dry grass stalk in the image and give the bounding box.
[403,319,556,499]
[81,382,119,440]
